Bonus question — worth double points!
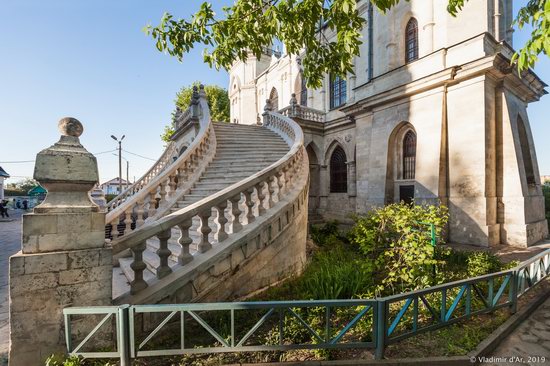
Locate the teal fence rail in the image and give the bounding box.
[63,248,550,365]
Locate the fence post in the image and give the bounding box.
[375,300,387,360]
[118,305,131,366]
[509,270,518,314]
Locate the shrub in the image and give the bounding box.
[349,202,449,295]
[309,221,342,247]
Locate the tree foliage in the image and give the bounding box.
[146,0,549,89]
[348,202,449,296]
[161,82,230,143]
[6,178,39,194]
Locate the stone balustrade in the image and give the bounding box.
[278,93,326,123]
[105,86,215,239]
[106,143,178,211]
[110,109,307,296]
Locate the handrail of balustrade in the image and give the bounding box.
[106,142,177,212]
[105,88,213,234]
[110,110,304,255]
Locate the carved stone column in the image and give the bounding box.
[319,164,329,210]
[347,160,357,197]
[9,118,112,365]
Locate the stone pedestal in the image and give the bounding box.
[9,118,112,366]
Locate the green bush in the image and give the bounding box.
[349,203,449,295]
[309,221,342,247]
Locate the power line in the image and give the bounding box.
[0,149,118,164]
[122,149,156,161]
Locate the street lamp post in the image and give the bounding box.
[111,134,125,194]
[113,153,130,190]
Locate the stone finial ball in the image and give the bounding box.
[58,117,83,137]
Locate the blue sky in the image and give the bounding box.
[0,0,548,185]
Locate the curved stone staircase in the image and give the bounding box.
[106,88,309,304]
[113,122,290,297]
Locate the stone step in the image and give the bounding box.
[215,131,280,138]
[209,157,280,165]
[215,147,288,153]
[216,139,287,146]
[199,175,249,183]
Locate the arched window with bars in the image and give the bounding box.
[330,146,348,193]
[405,18,418,63]
[402,130,416,180]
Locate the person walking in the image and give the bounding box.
[0,200,9,218]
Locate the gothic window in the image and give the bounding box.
[330,146,348,193]
[517,116,536,184]
[329,74,347,109]
[269,87,279,110]
[405,18,418,63]
[402,130,416,180]
[300,73,308,106]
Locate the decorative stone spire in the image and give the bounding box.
[33,117,99,214]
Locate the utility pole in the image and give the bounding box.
[111,134,125,193]
[126,160,129,189]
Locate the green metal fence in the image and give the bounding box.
[63,248,550,365]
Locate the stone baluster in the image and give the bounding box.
[268,176,277,208]
[244,187,256,224]
[123,208,133,235]
[168,174,177,196]
[177,219,194,265]
[277,171,285,199]
[148,191,157,218]
[156,229,173,279]
[178,166,187,187]
[215,202,229,242]
[230,194,243,233]
[130,241,148,294]
[159,179,168,203]
[255,182,267,216]
[136,199,145,228]
[198,210,213,252]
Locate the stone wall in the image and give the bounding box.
[9,248,112,365]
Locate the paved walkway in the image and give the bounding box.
[485,296,550,365]
[0,210,25,357]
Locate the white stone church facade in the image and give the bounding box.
[228,0,548,247]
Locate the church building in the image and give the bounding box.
[228,0,548,247]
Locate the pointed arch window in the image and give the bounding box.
[517,116,536,184]
[405,18,418,63]
[300,73,308,106]
[330,146,348,193]
[403,131,416,180]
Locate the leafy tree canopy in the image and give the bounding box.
[6,178,39,193]
[161,82,230,143]
[145,0,549,89]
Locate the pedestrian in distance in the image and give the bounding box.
[22,199,28,210]
[0,200,9,218]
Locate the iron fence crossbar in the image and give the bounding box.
[63,249,550,364]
